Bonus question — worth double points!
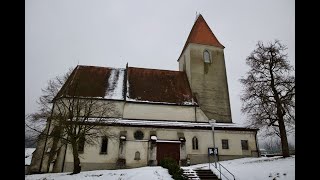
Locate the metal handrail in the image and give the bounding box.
[211,162,236,180]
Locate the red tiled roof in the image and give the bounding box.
[178,14,224,60]
[55,65,124,100]
[127,67,196,105]
[55,65,196,105]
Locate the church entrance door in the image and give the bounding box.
[156,142,180,165]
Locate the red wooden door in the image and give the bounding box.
[157,142,180,165]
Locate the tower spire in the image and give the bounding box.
[178,14,224,61]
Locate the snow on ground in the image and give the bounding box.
[25,148,36,165]
[25,156,294,180]
[25,166,173,180]
[184,156,295,180]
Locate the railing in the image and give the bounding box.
[211,162,236,180]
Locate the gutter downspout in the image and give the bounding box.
[194,105,197,122]
[39,103,55,173]
[147,139,150,166]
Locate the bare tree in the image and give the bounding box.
[261,137,295,155]
[26,67,118,174]
[25,68,73,147]
[49,94,116,174]
[240,40,295,157]
[261,138,282,154]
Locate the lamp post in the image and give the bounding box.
[209,119,217,168]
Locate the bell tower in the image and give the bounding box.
[178,14,232,123]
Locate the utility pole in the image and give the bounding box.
[209,120,217,168]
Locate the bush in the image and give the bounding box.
[159,158,187,180]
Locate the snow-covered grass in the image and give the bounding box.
[25,166,174,180]
[25,156,294,180]
[183,156,295,180]
[25,148,36,165]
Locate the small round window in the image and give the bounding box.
[203,50,211,63]
[134,130,144,140]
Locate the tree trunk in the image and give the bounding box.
[278,117,290,157]
[269,67,290,158]
[71,141,81,174]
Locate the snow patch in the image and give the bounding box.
[188,156,295,180]
[105,68,125,100]
[25,166,174,180]
[25,148,36,165]
[86,118,254,130]
[151,135,157,140]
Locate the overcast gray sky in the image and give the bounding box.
[26,0,295,126]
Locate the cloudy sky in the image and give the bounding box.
[25,0,295,126]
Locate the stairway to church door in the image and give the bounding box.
[156,142,180,165]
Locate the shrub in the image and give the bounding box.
[159,158,187,180]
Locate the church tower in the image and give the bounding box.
[178,14,232,123]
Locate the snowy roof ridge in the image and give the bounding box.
[85,118,257,130]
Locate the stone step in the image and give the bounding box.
[193,169,220,180]
[195,170,213,171]
[182,168,221,180]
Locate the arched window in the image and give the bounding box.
[134,151,141,160]
[100,137,108,154]
[192,137,198,150]
[203,50,211,63]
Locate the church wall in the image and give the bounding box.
[189,43,232,123]
[63,127,121,171]
[123,102,196,121]
[29,124,49,174]
[53,98,124,118]
[196,107,209,122]
[179,45,192,84]
[125,141,149,168]
[214,130,257,156]
[62,125,257,171]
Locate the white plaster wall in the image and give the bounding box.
[53,99,124,118]
[123,103,196,121]
[214,130,257,156]
[196,107,209,122]
[179,45,192,84]
[184,130,214,155]
[125,141,148,167]
[63,126,257,166]
[64,128,120,164]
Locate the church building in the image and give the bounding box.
[29,14,259,173]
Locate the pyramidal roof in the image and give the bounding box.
[178,14,224,60]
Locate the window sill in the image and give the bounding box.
[100,152,108,155]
